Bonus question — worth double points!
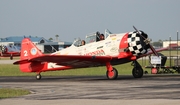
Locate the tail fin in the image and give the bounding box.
[20,38,43,60]
[14,38,44,72]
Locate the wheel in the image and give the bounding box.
[10,55,13,60]
[36,74,41,80]
[106,68,118,80]
[132,67,143,78]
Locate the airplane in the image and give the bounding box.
[13,26,169,80]
[0,44,20,60]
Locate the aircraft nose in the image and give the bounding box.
[127,31,149,56]
[0,45,7,53]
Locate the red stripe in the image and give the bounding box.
[119,33,129,49]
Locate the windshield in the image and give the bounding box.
[85,33,97,44]
[104,29,112,38]
[73,38,82,47]
[85,29,112,44]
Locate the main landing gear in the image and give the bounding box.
[105,61,143,80]
[106,62,118,80]
[132,60,143,78]
[106,68,118,79]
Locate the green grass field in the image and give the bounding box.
[0,88,30,99]
[159,50,180,56]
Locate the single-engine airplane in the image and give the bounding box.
[13,26,168,80]
[0,44,20,60]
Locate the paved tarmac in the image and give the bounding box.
[0,59,16,64]
[0,75,180,105]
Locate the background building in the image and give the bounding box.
[0,36,72,53]
[163,40,180,48]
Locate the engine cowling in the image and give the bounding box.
[127,31,149,56]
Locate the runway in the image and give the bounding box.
[0,75,180,105]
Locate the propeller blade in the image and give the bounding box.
[133,26,146,39]
[149,45,158,56]
[133,26,158,56]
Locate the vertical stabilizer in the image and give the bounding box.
[15,38,45,72]
[20,38,43,60]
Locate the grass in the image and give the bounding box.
[0,64,31,99]
[0,88,30,99]
[160,50,180,56]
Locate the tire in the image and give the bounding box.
[132,67,143,78]
[36,74,41,80]
[106,68,118,80]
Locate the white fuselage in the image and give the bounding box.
[54,33,127,56]
[47,33,128,69]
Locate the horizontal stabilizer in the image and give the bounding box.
[13,59,29,64]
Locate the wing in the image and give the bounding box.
[14,55,112,68]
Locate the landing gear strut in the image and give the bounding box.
[36,73,41,80]
[132,61,143,78]
[106,68,118,80]
[106,62,118,80]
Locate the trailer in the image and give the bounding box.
[145,53,180,74]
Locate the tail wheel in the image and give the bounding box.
[132,67,143,78]
[36,74,41,80]
[106,68,118,80]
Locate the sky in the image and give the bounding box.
[0,0,180,42]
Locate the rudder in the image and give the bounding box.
[20,38,43,60]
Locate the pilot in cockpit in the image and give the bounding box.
[100,34,104,41]
[81,40,86,46]
[96,31,105,41]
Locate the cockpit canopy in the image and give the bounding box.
[73,38,82,47]
[85,29,112,44]
[85,33,97,44]
[72,29,112,47]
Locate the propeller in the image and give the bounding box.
[133,26,158,56]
